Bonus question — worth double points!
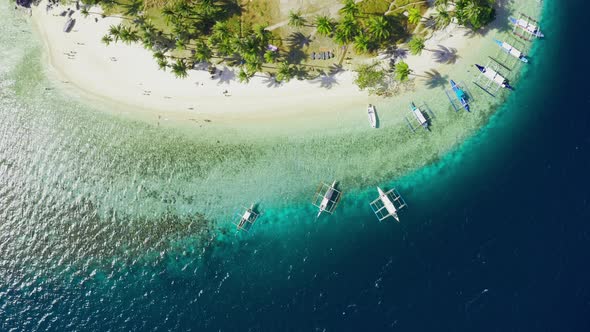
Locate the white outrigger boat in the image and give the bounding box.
[234,204,259,232]
[312,181,342,218]
[493,39,528,63]
[367,104,377,128]
[474,64,513,94]
[369,187,407,222]
[405,102,431,132]
[509,13,544,40]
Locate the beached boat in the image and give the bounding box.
[475,64,513,90]
[493,39,528,63]
[447,80,470,112]
[369,187,407,222]
[367,104,377,128]
[509,14,544,39]
[410,102,429,130]
[312,181,342,218]
[63,18,75,33]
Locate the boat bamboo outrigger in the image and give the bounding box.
[405,102,433,132]
[445,80,471,112]
[509,13,544,40]
[312,181,342,217]
[367,104,377,128]
[234,204,259,232]
[473,63,513,95]
[369,187,407,222]
[493,39,528,63]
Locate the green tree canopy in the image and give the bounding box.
[288,10,306,28]
[315,15,335,36]
[408,36,426,55]
[368,16,390,42]
[394,61,411,82]
[171,59,188,78]
[408,8,422,26]
[354,63,385,91]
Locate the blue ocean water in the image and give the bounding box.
[2,0,590,330]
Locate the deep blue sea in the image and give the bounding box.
[2,0,590,330]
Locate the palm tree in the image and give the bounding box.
[119,27,139,44]
[340,0,359,19]
[210,21,230,44]
[175,38,187,51]
[433,6,452,30]
[315,15,334,36]
[157,58,168,71]
[238,68,253,83]
[153,51,165,61]
[408,36,426,55]
[253,24,271,44]
[162,6,176,25]
[288,10,306,28]
[124,0,143,17]
[108,24,123,43]
[171,59,188,78]
[408,7,422,26]
[264,50,278,63]
[368,16,390,42]
[395,61,412,82]
[194,41,213,63]
[463,1,482,22]
[101,35,113,46]
[276,62,293,82]
[353,33,370,54]
[334,15,358,45]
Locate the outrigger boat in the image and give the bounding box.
[475,64,513,90]
[312,181,342,218]
[234,204,259,232]
[369,187,407,222]
[493,39,528,63]
[367,104,377,128]
[509,14,544,39]
[405,102,431,132]
[445,80,470,112]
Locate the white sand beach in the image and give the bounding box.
[29,0,533,136]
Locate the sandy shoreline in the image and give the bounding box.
[29,0,536,136]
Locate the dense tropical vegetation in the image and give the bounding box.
[75,0,496,88]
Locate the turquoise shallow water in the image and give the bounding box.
[4,0,586,331]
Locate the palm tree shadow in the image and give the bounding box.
[431,45,459,64]
[217,66,236,85]
[312,74,339,89]
[286,32,311,49]
[423,69,448,89]
[393,48,408,60]
[328,64,343,75]
[263,74,281,88]
[285,48,307,64]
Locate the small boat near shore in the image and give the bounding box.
[445,80,470,112]
[475,64,513,90]
[493,39,528,63]
[509,14,544,39]
[410,102,429,130]
[367,104,377,128]
[63,18,75,33]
